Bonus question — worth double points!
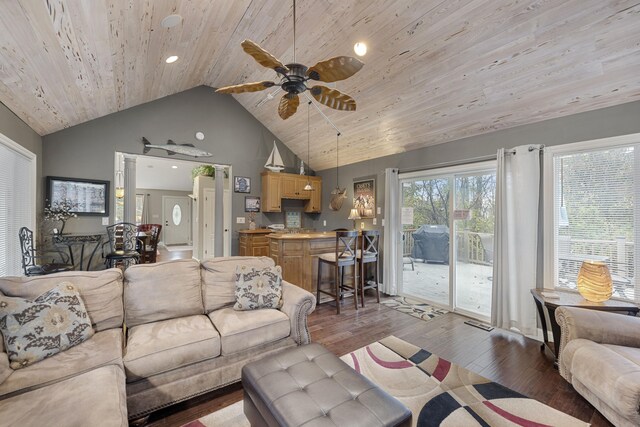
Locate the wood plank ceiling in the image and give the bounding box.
[1,0,639,170]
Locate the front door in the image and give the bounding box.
[162,196,191,245]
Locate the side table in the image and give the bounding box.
[531,288,639,365]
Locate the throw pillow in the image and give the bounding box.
[0,282,94,369]
[234,265,283,311]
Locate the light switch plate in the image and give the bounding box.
[360,222,365,229]
[236,217,246,224]
[382,219,385,227]
[323,220,326,226]
[377,207,381,215]
[102,217,109,225]
[372,218,377,225]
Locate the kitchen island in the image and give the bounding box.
[269,232,355,294]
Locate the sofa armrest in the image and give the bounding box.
[555,306,640,356]
[280,281,316,345]
[0,351,11,385]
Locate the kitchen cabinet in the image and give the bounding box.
[261,171,322,213]
[238,229,271,256]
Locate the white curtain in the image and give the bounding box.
[383,168,400,295]
[492,145,541,336]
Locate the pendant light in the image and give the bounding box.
[329,132,347,211]
[304,101,313,191]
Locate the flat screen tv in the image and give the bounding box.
[46,176,109,216]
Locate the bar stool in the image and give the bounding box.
[357,230,380,307]
[317,230,359,314]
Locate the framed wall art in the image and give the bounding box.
[353,178,375,218]
[46,176,109,216]
[245,196,261,212]
[234,176,251,193]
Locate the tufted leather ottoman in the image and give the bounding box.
[241,343,411,427]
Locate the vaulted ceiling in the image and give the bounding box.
[1,1,639,170]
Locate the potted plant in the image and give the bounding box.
[191,165,230,180]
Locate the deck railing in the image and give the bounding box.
[403,228,635,276]
[402,228,492,266]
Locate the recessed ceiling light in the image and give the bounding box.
[172,165,178,169]
[354,42,367,57]
[161,14,182,29]
[165,55,179,64]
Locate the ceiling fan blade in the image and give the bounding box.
[215,81,275,94]
[306,56,364,82]
[241,40,289,74]
[278,94,299,119]
[310,86,356,111]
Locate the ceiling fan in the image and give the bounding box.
[215,0,364,120]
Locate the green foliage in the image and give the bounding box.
[192,165,215,179]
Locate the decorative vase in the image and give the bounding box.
[577,261,612,302]
[249,220,256,230]
[59,220,66,235]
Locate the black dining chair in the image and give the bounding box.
[18,227,73,276]
[104,222,140,269]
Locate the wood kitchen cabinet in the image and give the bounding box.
[304,177,322,213]
[261,171,322,213]
[261,172,282,212]
[238,229,272,256]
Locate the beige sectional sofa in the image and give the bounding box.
[556,306,640,427]
[0,256,316,425]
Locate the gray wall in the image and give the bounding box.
[42,86,308,254]
[314,100,640,233]
[0,102,43,213]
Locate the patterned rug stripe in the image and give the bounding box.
[184,336,587,427]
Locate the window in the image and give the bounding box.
[0,133,36,276]
[545,134,640,302]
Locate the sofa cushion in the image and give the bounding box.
[602,343,640,365]
[0,328,123,399]
[208,307,290,355]
[124,315,220,381]
[0,364,127,426]
[124,259,203,327]
[567,338,640,420]
[0,282,94,369]
[234,265,283,311]
[0,269,123,332]
[201,256,275,312]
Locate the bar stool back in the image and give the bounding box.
[358,230,380,307]
[316,230,359,314]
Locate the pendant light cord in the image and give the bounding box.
[336,132,341,187]
[293,0,296,63]
[307,101,311,169]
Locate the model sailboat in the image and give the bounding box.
[265,141,285,172]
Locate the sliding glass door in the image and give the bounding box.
[399,162,496,319]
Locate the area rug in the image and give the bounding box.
[381,296,449,321]
[183,336,587,427]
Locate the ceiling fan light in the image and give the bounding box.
[354,42,367,56]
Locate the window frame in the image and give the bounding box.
[543,132,640,298]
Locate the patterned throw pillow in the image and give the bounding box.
[234,265,283,311]
[0,282,94,369]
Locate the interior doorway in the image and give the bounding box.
[398,161,496,321]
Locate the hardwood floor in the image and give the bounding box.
[144,294,612,427]
[155,245,192,263]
